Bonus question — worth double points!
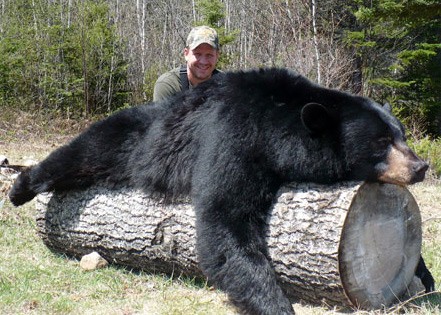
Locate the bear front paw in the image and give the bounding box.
[8,172,37,206]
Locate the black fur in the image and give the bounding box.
[415,255,435,293]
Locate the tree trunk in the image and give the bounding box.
[35,181,423,309]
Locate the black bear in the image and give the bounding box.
[9,68,434,314]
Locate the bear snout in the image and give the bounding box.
[378,144,428,185]
[410,160,429,184]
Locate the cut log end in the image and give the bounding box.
[338,183,422,309]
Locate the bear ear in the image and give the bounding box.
[301,103,333,135]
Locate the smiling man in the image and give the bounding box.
[153,26,223,102]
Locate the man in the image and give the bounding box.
[153,25,222,102]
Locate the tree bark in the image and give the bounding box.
[35,181,423,309]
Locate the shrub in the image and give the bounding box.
[409,136,441,178]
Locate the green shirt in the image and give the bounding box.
[153,66,223,102]
[153,67,182,102]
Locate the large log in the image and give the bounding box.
[35,181,423,309]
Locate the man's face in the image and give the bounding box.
[184,43,219,86]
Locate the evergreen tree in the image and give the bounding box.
[345,0,441,135]
[0,0,128,116]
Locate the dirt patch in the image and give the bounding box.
[0,109,93,163]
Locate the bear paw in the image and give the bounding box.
[8,171,37,206]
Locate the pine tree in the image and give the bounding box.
[345,0,441,135]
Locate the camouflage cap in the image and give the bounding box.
[186,26,219,50]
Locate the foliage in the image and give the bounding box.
[143,64,164,103]
[69,1,129,115]
[409,136,441,177]
[0,0,128,117]
[195,0,224,27]
[344,0,441,135]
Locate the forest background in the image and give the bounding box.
[0,0,440,146]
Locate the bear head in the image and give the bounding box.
[300,98,428,186]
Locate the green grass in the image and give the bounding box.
[404,192,441,315]
[408,235,441,314]
[0,201,233,315]
[422,222,441,309]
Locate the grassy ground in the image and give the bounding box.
[0,111,440,314]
